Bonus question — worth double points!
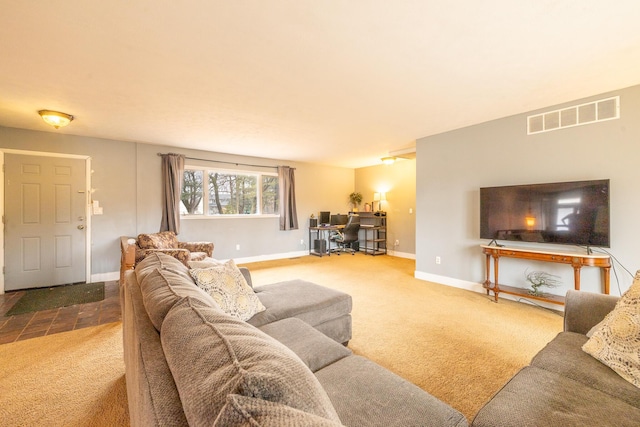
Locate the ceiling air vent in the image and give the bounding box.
[527,96,619,135]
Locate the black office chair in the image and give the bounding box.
[330,215,360,255]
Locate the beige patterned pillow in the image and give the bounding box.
[582,271,640,388]
[190,259,265,321]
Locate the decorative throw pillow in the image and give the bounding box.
[161,298,341,425]
[582,271,640,388]
[137,231,178,250]
[188,258,223,269]
[190,259,265,321]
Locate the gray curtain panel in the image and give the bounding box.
[278,166,298,230]
[160,153,185,234]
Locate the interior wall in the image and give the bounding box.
[0,126,354,277]
[415,84,640,297]
[135,143,354,260]
[355,159,416,257]
[0,126,137,277]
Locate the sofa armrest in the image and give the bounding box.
[120,236,137,285]
[178,241,214,257]
[238,267,253,288]
[564,290,619,334]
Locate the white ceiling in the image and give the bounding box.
[1,1,640,168]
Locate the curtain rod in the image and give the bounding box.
[157,153,292,170]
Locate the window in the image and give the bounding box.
[181,167,279,217]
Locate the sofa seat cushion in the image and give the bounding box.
[259,318,352,372]
[471,366,640,427]
[315,355,468,427]
[214,394,344,427]
[161,297,341,426]
[248,280,352,331]
[531,331,640,408]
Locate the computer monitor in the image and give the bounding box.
[319,211,330,225]
[330,214,349,226]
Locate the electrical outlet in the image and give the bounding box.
[236,244,240,251]
[435,256,441,264]
[394,239,400,246]
[300,239,305,245]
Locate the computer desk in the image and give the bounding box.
[308,224,344,256]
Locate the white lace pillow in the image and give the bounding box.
[190,259,265,321]
[582,271,640,388]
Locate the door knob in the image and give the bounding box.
[77,225,85,230]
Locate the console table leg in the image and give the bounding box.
[484,254,491,295]
[603,267,610,294]
[492,255,500,302]
[573,266,581,291]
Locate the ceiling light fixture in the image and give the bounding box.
[38,110,74,129]
[381,156,396,165]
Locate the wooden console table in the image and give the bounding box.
[481,245,611,305]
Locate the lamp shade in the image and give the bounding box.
[38,110,74,129]
[373,192,380,201]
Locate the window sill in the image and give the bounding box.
[181,214,279,220]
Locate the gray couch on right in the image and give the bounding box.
[472,289,640,426]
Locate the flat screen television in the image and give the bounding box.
[480,179,610,248]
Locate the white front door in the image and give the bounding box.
[4,153,88,291]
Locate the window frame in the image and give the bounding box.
[181,165,279,219]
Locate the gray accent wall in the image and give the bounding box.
[1,126,353,279]
[416,84,640,296]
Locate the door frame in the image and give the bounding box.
[0,149,92,295]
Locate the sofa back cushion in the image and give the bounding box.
[138,231,179,250]
[161,297,341,427]
[214,394,344,426]
[136,252,190,282]
[138,259,218,331]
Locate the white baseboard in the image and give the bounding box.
[233,251,310,264]
[98,251,312,283]
[92,271,120,283]
[414,270,565,311]
[388,250,415,259]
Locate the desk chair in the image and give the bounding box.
[330,215,360,255]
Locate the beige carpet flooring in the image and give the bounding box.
[0,322,128,427]
[0,254,564,425]
[242,254,564,421]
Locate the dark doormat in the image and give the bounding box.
[4,282,105,317]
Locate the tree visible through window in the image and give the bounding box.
[181,170,203,214]
[181,167,278,216]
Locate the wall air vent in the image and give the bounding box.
[527,96,619,135]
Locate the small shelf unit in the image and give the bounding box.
[358,212,387,256]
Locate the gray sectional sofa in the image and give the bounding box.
[472,289,640,426]
[121,252,468,427]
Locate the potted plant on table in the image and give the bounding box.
[348,192,363,212]
[525,269,562,296]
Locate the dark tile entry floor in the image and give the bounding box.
[0,281,121,344]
